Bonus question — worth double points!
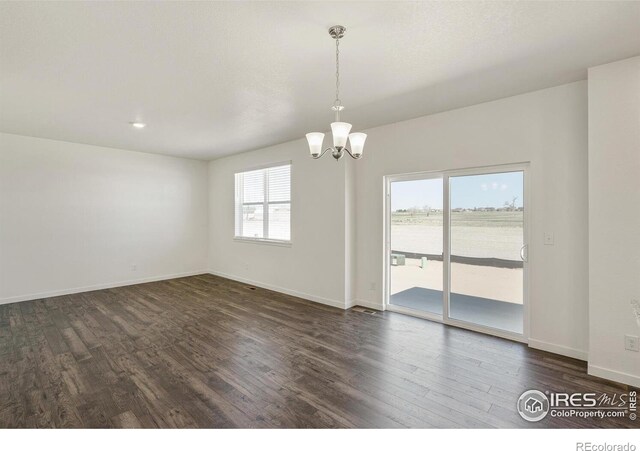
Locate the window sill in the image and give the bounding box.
[233,237,292,247]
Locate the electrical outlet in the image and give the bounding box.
[369,282,376,291]
[544,232,554,246]
[624,335,639,352]
[131,264,137,271]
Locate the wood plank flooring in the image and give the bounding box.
[0,274,635,428]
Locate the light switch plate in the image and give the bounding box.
[624,335,639,352]
[544,232,554,246]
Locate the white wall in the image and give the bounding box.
[208,139,352,309]
[2,71,635,377]
[354,82,590,359]
[207,82,590,360]
[588,56,640,386]
[0,133,209,303]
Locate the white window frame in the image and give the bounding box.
[234,161,292,246]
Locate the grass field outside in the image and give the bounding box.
[391,210,523,260]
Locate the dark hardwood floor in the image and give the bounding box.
[0,274,635,428]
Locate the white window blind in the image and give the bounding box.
[235,163,291,242]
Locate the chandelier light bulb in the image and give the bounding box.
[331,122,352,148]
[348,133,367,158]
[306,133,325,157]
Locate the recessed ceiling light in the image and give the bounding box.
[130,122,146,129]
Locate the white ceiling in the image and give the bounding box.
[1,2,639,160]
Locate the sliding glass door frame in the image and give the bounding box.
[384,163,530,343]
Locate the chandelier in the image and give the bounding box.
[306,25,367,161]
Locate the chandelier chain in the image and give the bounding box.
[335,38,340,107]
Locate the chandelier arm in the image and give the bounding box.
[343,147,363,160]
[311,147,334,159]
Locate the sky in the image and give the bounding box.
[391,171,523,211]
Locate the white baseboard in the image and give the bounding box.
[0,270,209,306]
[588,364,640,388]
[528,338,588,361]
[346,299,384,311]
[208,270,346,310]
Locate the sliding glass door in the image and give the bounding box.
[386,166,527,339]
[448,171,525,334]
[388,176,444,317]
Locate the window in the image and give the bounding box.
[235,163,291,243]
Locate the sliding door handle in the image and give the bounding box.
[520,244,528,262]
